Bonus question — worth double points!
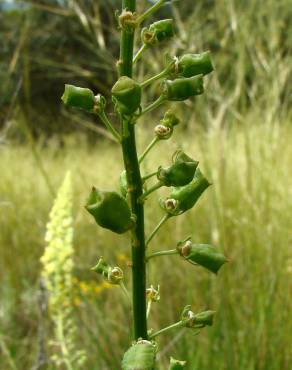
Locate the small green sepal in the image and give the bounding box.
[61,84,95,112]
[122,340,156,370]
[181,305,215,328]
[169,357,187,370]
[177,51,214,77]
[85,187,134,234]
[162,75,204,101]
[154,110,180,140]
[160,168,211,216]
[157,150,199,187]
[177,237,227,274]
[91,257,124,285]
[142,19,174,46]
[112,76,141,115]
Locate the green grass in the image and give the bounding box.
[0,117,291,369]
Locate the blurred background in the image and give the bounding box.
[0,0,291,369]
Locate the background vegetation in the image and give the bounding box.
[0,0,291,369]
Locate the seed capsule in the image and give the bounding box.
[169,357,187,370]
[108,266,124,285]
[157,150,199,187]
[142,19,174,46]
[112,76,141,115]
[161,169,210,216]
[122,340,156,370]
[177,52,214,77]
[61,84,95,112]
[162,75,204,101]
[85,187,134,234]
[177,238,227,274]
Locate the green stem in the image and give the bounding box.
[98,111,121,142]
[142,170,158,182]
[146,214,170,247]
[133,44,148,64]
[140,95,166,116]
[139,181,163,202]
[119,0,148,340]
[149,321,184,339]
[139,137,159,164]
[141,69,169,89]
[136,0,166,25]
[146,249,178,261]
[120,282,131,303]
[146,300,152,319]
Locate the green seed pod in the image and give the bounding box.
[193,310,216,327]
[142,19,174,46]
[169,357,187,370]
[122,340,156,370]
[85,187,134,234]
[177,51,214,77]
[61,84,96,112]
[157,151,199,187]
[160,169,210,216]
[119,170,128,197]
[162,75,204,101]
[112,76,141,115]
[177,238,227,274]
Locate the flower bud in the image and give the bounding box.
[157,150,199,187]
[162,75,204,101]
[154,110,180,140]
[177,51,214,77]
[146,285,160,302]
[142,19,174,46]
[85,187,134,234]
[111,76,141,115]
[160,169,210,216]
[181,306,215,328]
[92,258,124,285]
[119,170,128,197]
[108,266,124,285]
[169,357,187,370]
[61,84,95,112]
[177,238,227,274]
[122,340,156,370]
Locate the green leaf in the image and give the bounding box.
[122,340,156,370]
